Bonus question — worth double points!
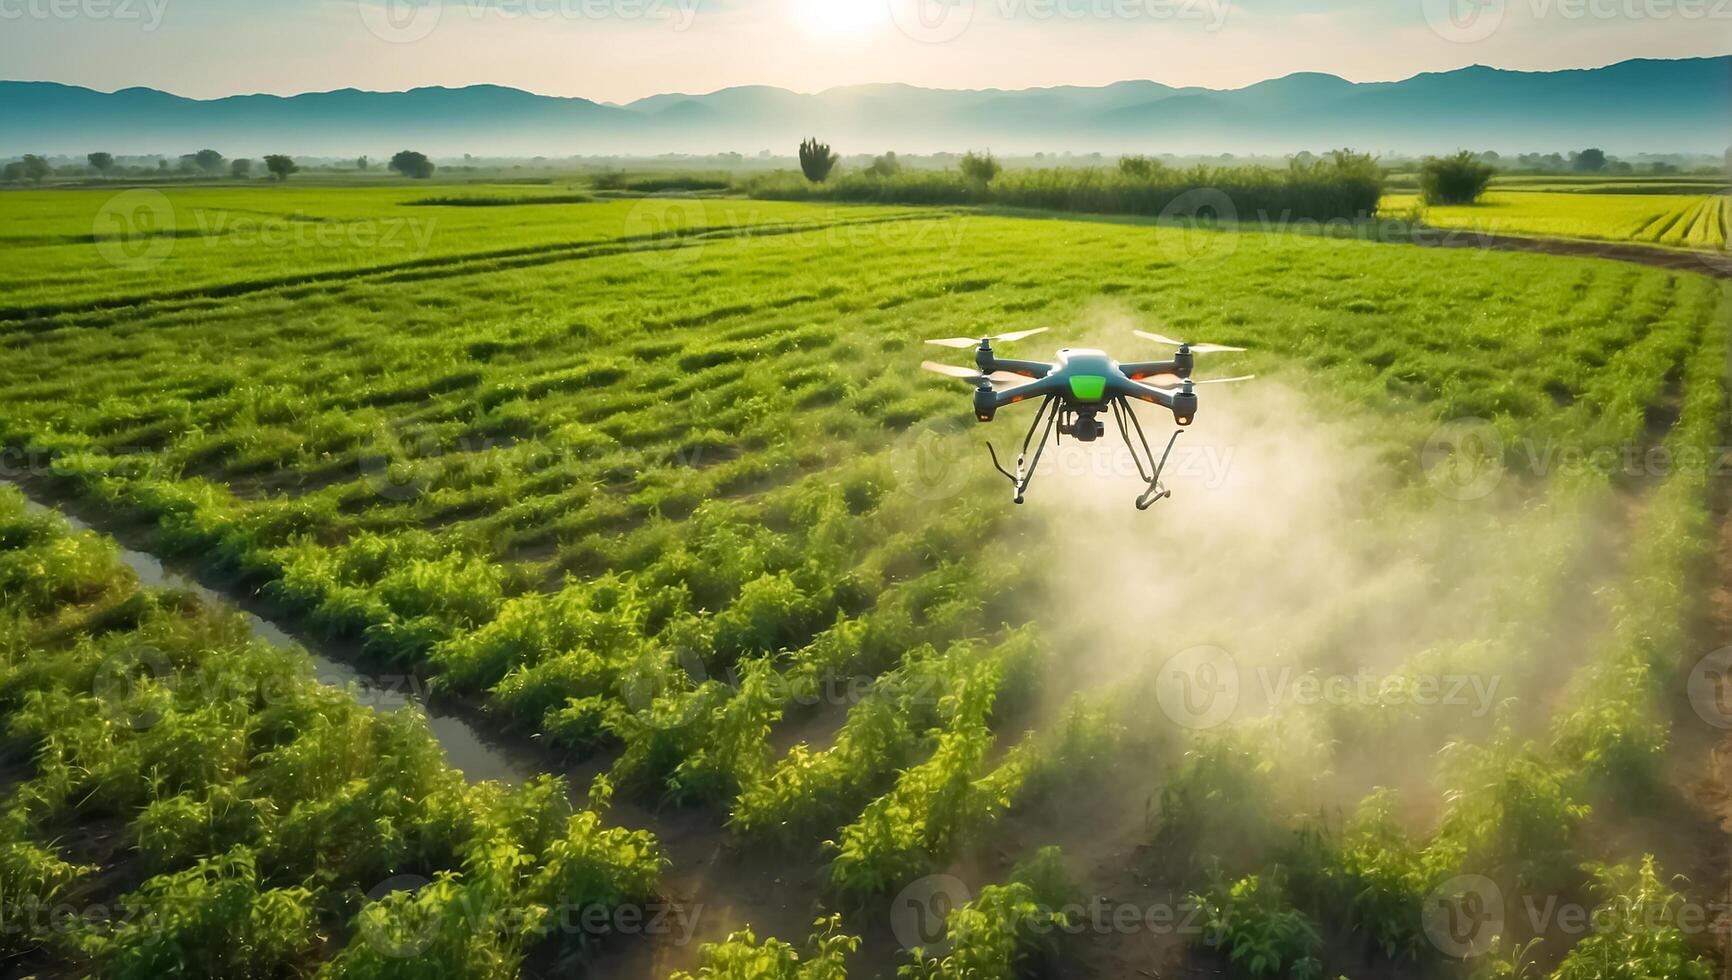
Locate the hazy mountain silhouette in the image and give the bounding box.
[2,56,1726,157]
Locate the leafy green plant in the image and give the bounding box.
[1552,857,1713,980]
[1190,870,1323,980]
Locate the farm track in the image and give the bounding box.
[1414,227,1732,279]
[0,210,958,329]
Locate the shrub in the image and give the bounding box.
[959,150,1001,186]
[1119,154,1161,178]
[866,152,902,178]
[1418,150,1495,205]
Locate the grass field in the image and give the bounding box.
[0,184,1728,978]
[1385,189,1730,251]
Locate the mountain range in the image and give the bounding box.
[3,56,1727,157]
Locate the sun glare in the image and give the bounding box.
[788,0,887,40]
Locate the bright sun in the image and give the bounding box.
[788,0,886,40]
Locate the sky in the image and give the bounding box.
[0,0,1724,102]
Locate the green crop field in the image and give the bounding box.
[1385,188,1730,251]
[0,184,1729,979]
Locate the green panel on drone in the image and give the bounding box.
[1069,375,1107,401]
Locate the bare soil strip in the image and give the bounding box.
[1413,228,1732,280]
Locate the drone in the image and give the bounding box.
[921,327,1253,510]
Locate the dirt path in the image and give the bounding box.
[1411,227,1732,280]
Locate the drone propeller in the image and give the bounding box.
[920,361,1031,387]
[1149,375,1257,392]
[1133,329,1246,354]
[925,327,1050,349]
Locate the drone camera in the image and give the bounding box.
[1058,410,1106,442]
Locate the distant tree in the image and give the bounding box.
[21,154,51,182]
[798,138,837,183]
[389,150,436,179]
[87,152,115,174]
[1,162,23,182]
[865,151,901,179]
[193,148,225,174]
[1418,150,1495,205]
[959,150,1001,186]
[231,158,254,178]
[356,156,370,171]
[1648,161,1679,175]
[1118,154,1161,178]
[263,154,299,181]
[177,154,199,174]
[157,159,170,172]
[1571,148,1607,173]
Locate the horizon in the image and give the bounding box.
[2,0,1727,104]
[7,52,1726,105]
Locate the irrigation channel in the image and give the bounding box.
[4,478,539,785]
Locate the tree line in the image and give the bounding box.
[1,149,439,183]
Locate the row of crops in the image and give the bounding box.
[1626,195,1729,250]
[0,486,666,977]
[1,187,1729,976]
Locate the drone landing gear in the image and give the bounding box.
[987,396,1059,505]
[986,396,1183,510]
[1111,397,1183,511]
